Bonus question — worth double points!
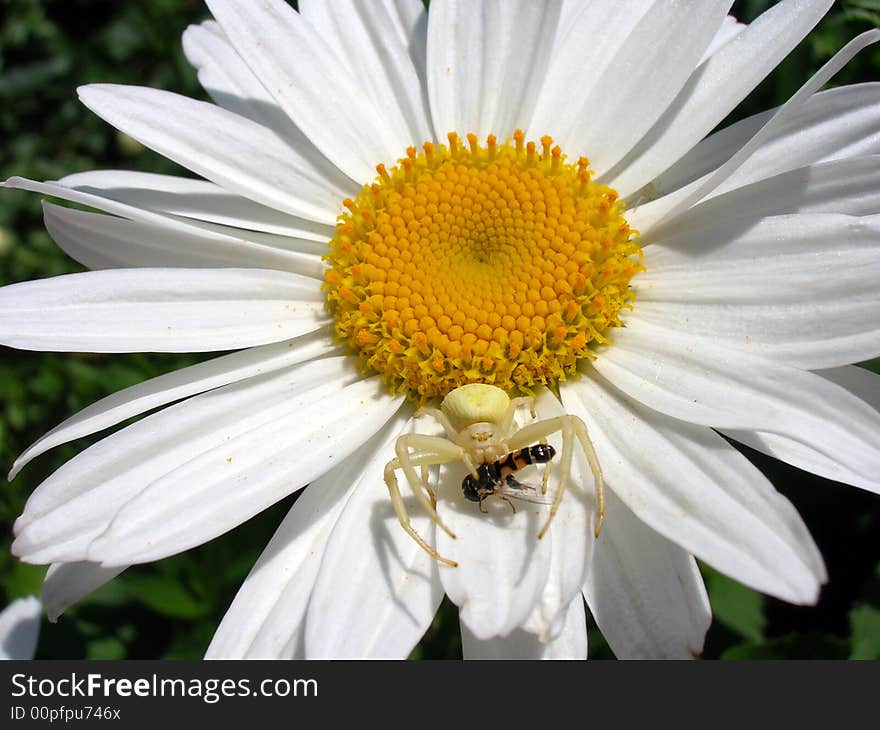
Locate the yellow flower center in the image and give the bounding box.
[324,131,643,401]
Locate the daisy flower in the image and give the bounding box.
[2,0,880,660]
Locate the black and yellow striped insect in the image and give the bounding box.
[461,444,556,511]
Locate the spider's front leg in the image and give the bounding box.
[412,406,459,441]
[383,434,479,568]
[506,415,605,540]
[498,395,537,436]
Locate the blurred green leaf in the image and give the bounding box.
[76,575,131,609]
[861,359,880,375]
[704,567,766,642]
[722,633,850,659]
[86,637,127,660]
[843,0,880,27]
[0,562,46,601]
[123,574,210,620]
[0,58,70,96]
[162,622,217,660]
[850,606,880,659]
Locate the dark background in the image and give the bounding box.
[0,0,878,659]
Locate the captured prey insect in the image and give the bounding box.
[461,444,557,510]
[383,383,605,567]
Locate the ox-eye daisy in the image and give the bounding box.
[2,0,880,659]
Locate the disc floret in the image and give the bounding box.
[324,131,643,401]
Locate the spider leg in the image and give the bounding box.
[413,406,458,441]
[569,416,605,538]
[499,396,536,435]
[419,464,436,510]
[506,415,606,540]
[384,455,456,568]
[408,408,451,508]
[540,449,552,496]
[396,435,470,539]
[534,419,573,539]
[384,434,481,567]
[410,408,461,509]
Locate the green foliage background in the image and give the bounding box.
[1,0,878,660]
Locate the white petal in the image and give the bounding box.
[86,375,403,566]
[42,563,124,623]
[700,14,746,64]
[582,489,710,659]
[206,415,408,659]
[10,329,335,480]
[5,175,330,265]
[708,85,880,202]
[632,299,879,375]
[299,0,434,145]
[0,597,41,660]
[637,156,880,246]
[529,1,654,145]
[638,82,880,209]
[13,356,357,564]
[518,388,596,643]
[706,96,880,205]
[437,506,552,642]
[156,216,330,258]
[556,0,585,33]
[60,170,335,242]
[427,0,563,140]
[631,84,880,233]
[0,267,327,353]
[726,366,880,495]
[206,0,399,183]
[608,0,834,197]
[818,365,880,410]
[593,319,880,512]
[564,0,733,175]
[386,0,428,46]
[182,20,304,141]
[78,84,352,222]
[5,176,322,264]
[565,373,826,604]
[461,596,587,660]
[383,0,430,95]
[636,213,880,369]
[630,111,768,211]
[436,449,553,640]
[646,30,880,228]
[305,410,446,659]
[181,20,362,225]
[41,203,325,277]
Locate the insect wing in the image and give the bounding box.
[496,483,554,505]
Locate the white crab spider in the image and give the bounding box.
[383,383,605,568]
